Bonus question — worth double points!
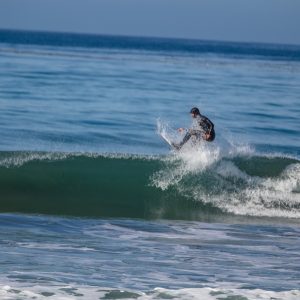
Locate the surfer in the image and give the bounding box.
[172,107,215,150]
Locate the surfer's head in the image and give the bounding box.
[190,107,200,118]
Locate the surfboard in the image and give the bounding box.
[160,132,172,146]
[157,120,179,150]
[159,132,179,150]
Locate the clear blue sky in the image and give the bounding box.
[0,0,300,45]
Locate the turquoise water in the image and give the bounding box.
[0,30,299,299]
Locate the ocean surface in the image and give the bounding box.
[0,29,299,299]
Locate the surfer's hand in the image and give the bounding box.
[178,128,185,133]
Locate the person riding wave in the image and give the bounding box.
[172,107,215,150]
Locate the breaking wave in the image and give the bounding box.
[0,146,299,222]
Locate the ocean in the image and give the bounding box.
[0,29,299,299]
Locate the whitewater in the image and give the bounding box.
[0,29,299,299]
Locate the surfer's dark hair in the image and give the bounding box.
[190,107,200,115]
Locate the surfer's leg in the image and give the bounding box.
[180,132,192,146]
[171,132,192,150]
[172,130,199,150]
[172,132,192,149]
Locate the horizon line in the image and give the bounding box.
[1,27,300,48]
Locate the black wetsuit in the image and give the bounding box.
[176,114,215,149]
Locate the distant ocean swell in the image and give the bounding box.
[0,150,299,220]
[1,29,300,61]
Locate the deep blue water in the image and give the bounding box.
[0,30,299,299]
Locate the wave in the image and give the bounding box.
[0,148,299,221]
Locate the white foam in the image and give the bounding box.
[153,122,252,191]
[0,152,70,168]
[154,119,300,219]
[16,242,96,252]
[1,284,299,300]
[148,287,300,300]
[197,161,300,219]
[220,163,300,218]
[0,151,159,168]
[153,128,223,190]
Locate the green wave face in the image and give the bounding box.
[0,152,214,220]
[0,152,299,221]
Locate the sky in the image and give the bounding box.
[0,0,300,45]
